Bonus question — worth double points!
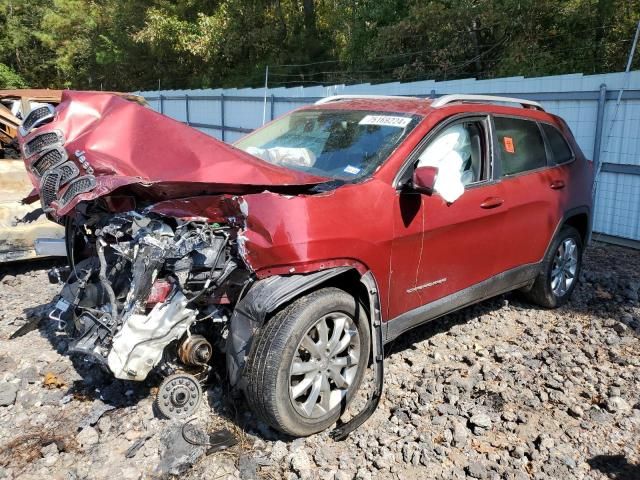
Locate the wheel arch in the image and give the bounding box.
[226,266,383,388]
[543,206,590,261]
[563,210,590,245]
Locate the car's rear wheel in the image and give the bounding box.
[524,225,583,308]
[244,287,370,437]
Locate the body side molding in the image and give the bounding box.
[384,263,541,343]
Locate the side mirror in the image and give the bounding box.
[412,166,438,194]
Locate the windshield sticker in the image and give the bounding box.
[503,136,515,153]
[343,165,361,175]
[359,115,412,128]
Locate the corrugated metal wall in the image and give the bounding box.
[138,71,640,242]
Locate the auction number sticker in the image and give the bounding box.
[503,136,515,153]
[359,115,412,128]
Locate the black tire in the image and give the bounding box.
[243,287,371,437]
[524,225,583,308]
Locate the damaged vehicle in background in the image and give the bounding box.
[17,91,593,437]
[1,90,65,261]
[1,90,146,262]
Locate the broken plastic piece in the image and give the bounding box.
[146,279,173,306]
[125,433,153,458]
[107,292,197,381]
[181,418,238,454]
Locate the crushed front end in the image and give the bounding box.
[53,207,249,382]
[17,91,384,434]
[14,91,310,417]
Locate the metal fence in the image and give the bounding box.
[138,71,640,243]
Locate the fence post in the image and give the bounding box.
[593,83,607,169]
[220,93,226,142]
[589,83,608,243]
[185,94,190,126]
[270,94,275,121]
[159,94,164,115]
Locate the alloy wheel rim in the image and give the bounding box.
[551,238,578,297]
[289,312,361,419]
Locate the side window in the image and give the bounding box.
[416,120,486,202]
[494,117,546,176]
[541,123,573,164]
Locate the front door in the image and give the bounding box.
[388,116,510,320]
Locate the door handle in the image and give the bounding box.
[550,180,565,190]
[480,196,504,209]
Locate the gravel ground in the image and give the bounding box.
[0,242,639,480]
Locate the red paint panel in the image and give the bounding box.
[19,91,327,215]
[388,183,509,319]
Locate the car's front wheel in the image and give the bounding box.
[244,287,370,437]
[525,225,583,308]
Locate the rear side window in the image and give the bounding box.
[494,117,546,176]
[541,123,573,164]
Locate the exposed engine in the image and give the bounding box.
[51,208,249,386]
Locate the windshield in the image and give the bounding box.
[235,109,421,181]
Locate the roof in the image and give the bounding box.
[307,96,435,116]
[304,94,557,123]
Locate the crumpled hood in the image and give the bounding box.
[18,91,326,216]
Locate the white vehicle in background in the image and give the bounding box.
[0,90,66,262]
[0,89,146,262]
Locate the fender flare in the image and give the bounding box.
[226,266,352,387]
[225,266,385,439]
[226,267,383,390]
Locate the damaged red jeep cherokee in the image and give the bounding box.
[18,92,593,438]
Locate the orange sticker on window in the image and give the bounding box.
[503,136,515,153]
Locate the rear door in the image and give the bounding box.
[492,116,558,268]
[539,121,576,219]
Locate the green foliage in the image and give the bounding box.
[0,0,638,90]
[0,63,27,88]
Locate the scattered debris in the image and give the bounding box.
[125,433,153,459]
[42,372,65,389]
[77,400,116,430]
[9,317,42,339]
[204,428,238,454]
[158,424,207,476]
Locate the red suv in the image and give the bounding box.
[18,92,593,438]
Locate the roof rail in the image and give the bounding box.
[431,94,544,111]
[315,94,418,105]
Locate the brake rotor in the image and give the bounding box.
[156,373,203,419]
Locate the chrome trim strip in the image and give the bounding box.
[432,94,544,111]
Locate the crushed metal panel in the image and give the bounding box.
[18,91,328,217]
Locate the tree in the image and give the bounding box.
[0,0,638,90]
[0,63,27,88]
